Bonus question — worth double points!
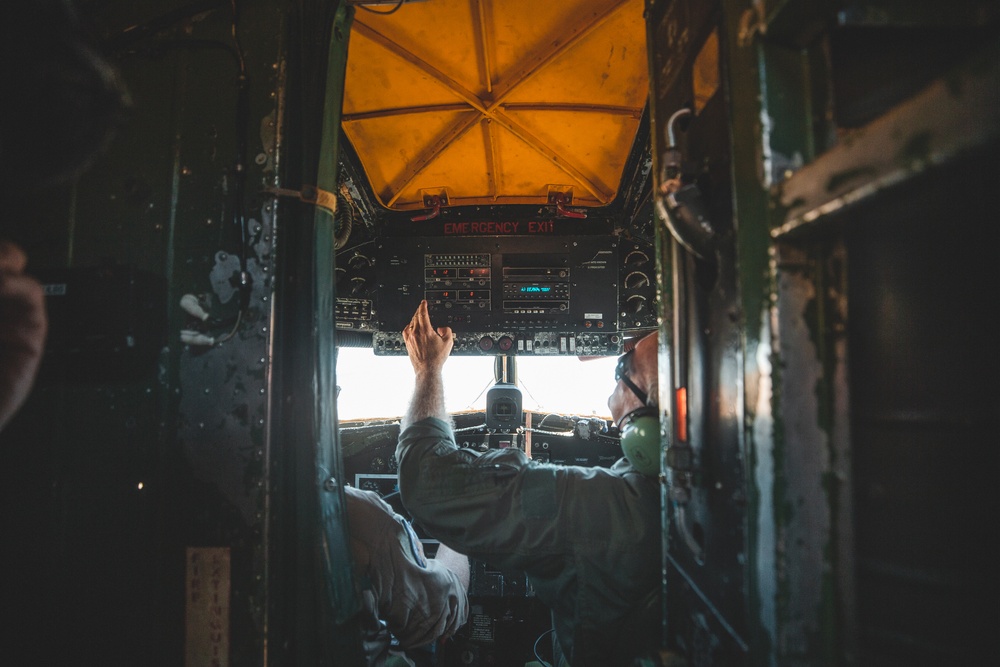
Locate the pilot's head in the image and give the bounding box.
[608,333,660,474]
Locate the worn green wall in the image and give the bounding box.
[0,1,359,664]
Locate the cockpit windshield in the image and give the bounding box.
[336,346,617,420]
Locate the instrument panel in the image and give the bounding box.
[335,216,657,356]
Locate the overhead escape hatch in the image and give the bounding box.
[341,0,649,211]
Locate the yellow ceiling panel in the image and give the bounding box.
[391,119,494,207]
[342,109,481,203]
[490,128,607,206]
[500,4,647,108]
[342,23,472,114]
[342,0,648,211]
[348,0,486,98]
[484,0,634,93]
[495,119,604,204]
[502,108,643,201]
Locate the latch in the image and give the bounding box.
[547,186,587,219]
[411,189,449,221]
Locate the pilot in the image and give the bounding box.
[345,483,470,666]
[395,300,662,667]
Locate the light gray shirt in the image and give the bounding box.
[396,417,661,666]
[345,485,469,665]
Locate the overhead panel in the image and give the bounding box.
[342,0,648,210]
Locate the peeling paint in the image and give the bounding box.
[773,247,830,658]
[179,204,275,525]
[753,303,777,663]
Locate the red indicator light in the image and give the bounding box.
[676,387,688,443]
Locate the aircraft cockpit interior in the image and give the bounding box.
[329,4,657,659]
[1,0,997,665]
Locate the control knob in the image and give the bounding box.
[625,249,650,267]
[626,294,647,315]
[349,277,367,296]
[348,253,371,269]
[625,271,650,289]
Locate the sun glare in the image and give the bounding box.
[336,347,617,421]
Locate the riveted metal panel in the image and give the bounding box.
[0,1,293,664]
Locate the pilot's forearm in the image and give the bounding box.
[401,300,453,430]
[401,370,446,430]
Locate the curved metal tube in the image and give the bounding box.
[659,184,719,262]
[666,107,691,147]
[656,107,719,262]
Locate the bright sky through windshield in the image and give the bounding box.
[336,347,618,421]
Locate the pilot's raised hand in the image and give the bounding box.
[402,299,453,376]
[0,241,48,432]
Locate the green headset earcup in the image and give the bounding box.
[620,415,661,476]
